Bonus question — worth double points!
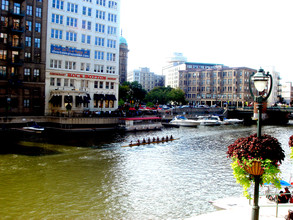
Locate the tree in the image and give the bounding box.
[118,81,147,105]
[167,88,186,105]
[145,86,187,105]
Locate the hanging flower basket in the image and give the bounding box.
[227,133,285,198]
[244,161,264,176]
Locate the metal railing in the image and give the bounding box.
[249,193,293,217]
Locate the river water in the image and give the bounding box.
[1,124,293,219]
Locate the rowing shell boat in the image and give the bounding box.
[122,138,179,147]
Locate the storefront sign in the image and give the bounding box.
[50,72,117,81]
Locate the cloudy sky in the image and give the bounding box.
[120,0,293,82]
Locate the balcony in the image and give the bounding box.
[8,42,23,50]
[9,10,25,18]
[9,26,24,34]
[8,58,24,66]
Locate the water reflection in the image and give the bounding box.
[0,125,293,219]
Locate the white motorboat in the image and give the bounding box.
[169,115,200,127]
[196,115,222,126]
[222,118,244,125]
[23,122,45,132]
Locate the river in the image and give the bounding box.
[0,124,293,219]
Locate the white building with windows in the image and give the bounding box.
[127,67,165,91]
[45,0,120,115]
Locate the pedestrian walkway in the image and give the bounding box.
[188,197,292,220]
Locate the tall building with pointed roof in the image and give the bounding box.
[119,34,128,84]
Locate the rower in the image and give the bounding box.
[162,136,165,141]
[137,139,140,145]
[142,138,146,143]
[147,137,151,144]
[166,136,169,141]
[157,137,160,142]
[170,135,173,140]
[153,137,156,142]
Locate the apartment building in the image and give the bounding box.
[179,66,256,107]
[127,67,165,92]
[163,52,262,107]
[45,0,120,115]
[0,0,47,116]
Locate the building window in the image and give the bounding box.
[51,29,62,39]
[25,52,31,61]
[87,35,91,44]
[99,81,103,89]
[86,63,90,71]
[50,59,62,68]
[56,78,61,86]
[24,68,31,81]
[94,81,98,88]
[52,14,64,24]
[107,26,117,35]
[95,23,105,33]
[106,66,115,73]
[65,61,76,70]
[50,78,55,86]
[34,38,41,48]
[97,0,106,7]
[0,50,7,60]
[107,39,116,48]
[1,0,9,11]
[107,13,117,23]
[33,69,40,81]
[108,1,117,9]
[94,51,104,60]
[0,66,7,79]
[14,3,21,14]
[26,21,32,31]
[111,82,114,89]
[95,37,104,46]
[94,64,104,73]
[67,17,77,27]
[35,23,41,32]
[67,3,78,13]
[36,8,42,17]
[96,10,105,19]
[70,79,74,87]
[106,53,115,61]
[52,0,64,9]
[0,33,7,44]
[64,78,68,87]
[24,99,30,108]
[80,63,85,71]
[1,16,8,27]
[66,31,77,41]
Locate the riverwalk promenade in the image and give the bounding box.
[189,197,291,219]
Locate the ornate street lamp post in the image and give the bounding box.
[249,68,273,220]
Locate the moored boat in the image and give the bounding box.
[119,117,163,131]
[196,115,222,126]
[23,122,45,132]
[222,118,244,125]
[169,115,200,127]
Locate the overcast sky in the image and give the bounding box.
[120,0,293,83]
